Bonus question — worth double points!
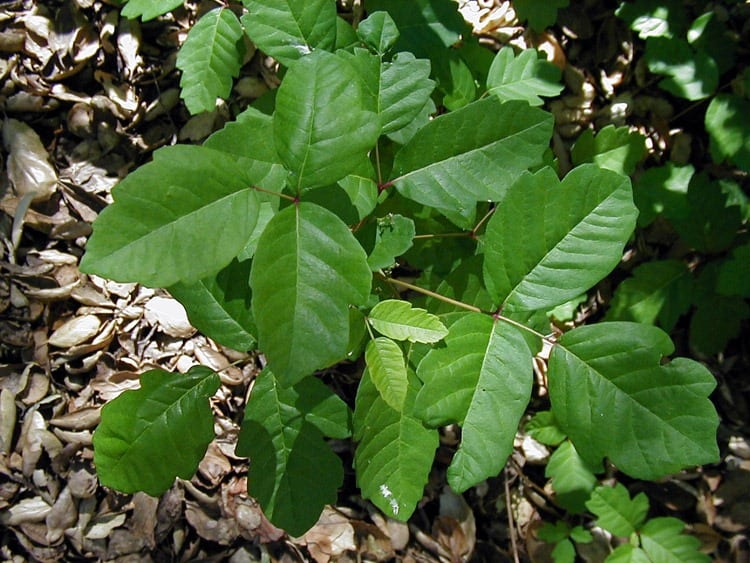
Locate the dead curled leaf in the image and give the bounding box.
[2,119,58,203]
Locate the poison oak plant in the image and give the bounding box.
[81,1,721,538]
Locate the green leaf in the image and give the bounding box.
[690,295,750,356]
[93,367,220,495]
[379,52,435,135]
[387,96,435,145]
[546,440,599,514]
[606,544,651,563]
[368,300,448,343]
[549,322,720,479]
[486,47,563,106]
[513,0,569,31]
[640,517,710,563]
[273,50,379,191]
[615,0,688,39]
[705,94,750,172]
[526,411,566,446]
[353,369,438,520]
[688,12,736,75]
[538,521,570,543]
[570,526,593,544]
[240,0,336,66]
[390,97,553,227]
[250,202,372,384]
[483,165,637,312]
[169,258,256,351]
[441,52,477,110]
[605,260,694,332]
[632,163,694,227]
[717,243,750,298]
[367,214,416,271]
[570,125,646,176]
[357,11,399,54]
[80,145,260,288]
[551,539,576,563]
[121,0,183,21]
[645,37,717,100]
[586,483,649,537]
[176,8,244,114]
[414,314,533,491]
[236,370,350,536]
[365,337,408,411]
[426,255,494,315]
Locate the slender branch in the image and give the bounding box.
[505,466,521,563]
[374,142,383,187]
[412,232,471,240]
[471,206,496,236]
[378,274,485,314]
[251,184,296,202]
[494,312,551,343]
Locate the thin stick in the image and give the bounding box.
[379,274,485,314]
[505,466,521,563]
[412,232,471,240]
[252,185,296,202]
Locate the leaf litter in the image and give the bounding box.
[0,0,748,561]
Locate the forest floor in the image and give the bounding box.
[0,0,749,561]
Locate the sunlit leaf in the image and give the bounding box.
[368,299,448,343]
[486,46,563,106]
[365,337,408,411]
[571,125,646,176]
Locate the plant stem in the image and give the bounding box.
[375,142,383,186]
[494,313,551,342]
[412,232,471,240]
[252,185,296,202]
[472,207,496,235]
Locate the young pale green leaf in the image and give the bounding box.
[513,0,569,31]
[80,145,260,288]
[240,0,336,66]
[483,164,637,312]
[586,483,649,537]
[273,50,379,191]
[250,202,372,385]
[368,300,448,343]
[615,0,687,39]
[390,97,553,227]
[526,411,566,446]
[93,367,220,495]
[639,517,710,563]
[705,94,750,172]
[176,8,244,114]
[365,337,408,412]
[414,314,533,492]
[570,125,646,176]
[605,260,694,332]
[367,214,416,271]
[121,0,183,21]
[689,295,750,356]
[549,322,720,479]
[546,440,599,514]
[645,37,717,100]
[357,11,400,54]
[169,258,256,351]
[353,369,438,520]
[236,370,350,536]
[486,47,563,106]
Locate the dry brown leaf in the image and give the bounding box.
[298,506,357,563]
[48,314,101,347]
[144,296,194,338]
[3,119,58,203]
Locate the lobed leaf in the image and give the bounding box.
[357,11,400,54]
[546,440,599,514]
[353,369,438,520]
[273,50,379,191]
[486,46,563,106]
[365,337,408,411]
[240,0,336,66]
[80,145,260,288]
[586,483,648,537]
[570,125,646,176]
[176,8,245,114]
[250,202,372,385]
[414,314,533,492]
[169,258,256,351]
[236,370,350,536]
[93,367,220,495]
[639,517,710,562]
[368,300,448,343]
[390,97,553,227]
[483,164,637,312]
[549,322,720,479]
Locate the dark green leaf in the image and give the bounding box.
[549,322,720,479]
[688,12,736,74]
[586,483,649,537]
[367,214,416,270]
[250,202,372,384]
[353,369,438,520]
[80,145,260,288]
[640,517,710,562]
[632,162,694,227]
[357,11,399,54]
[526,411,566,446]
[240,0,337,66]
[273,50,379,191]
[717,243,750,298]
[483,165,637,312]
[169,258,256,351]
[414,314,533,491]
[705,94,750,172]
[236,370,350,536]
[615,0,688,39]
[690,295,749,356]
[645,37,717,100]
[546,440,599,514]
[93,367,220,495]
[513,0,569,31]
[176,8,244,114]
[391,97,553,227]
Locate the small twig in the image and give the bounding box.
[505,466,521,563]
[251,184,296,201]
